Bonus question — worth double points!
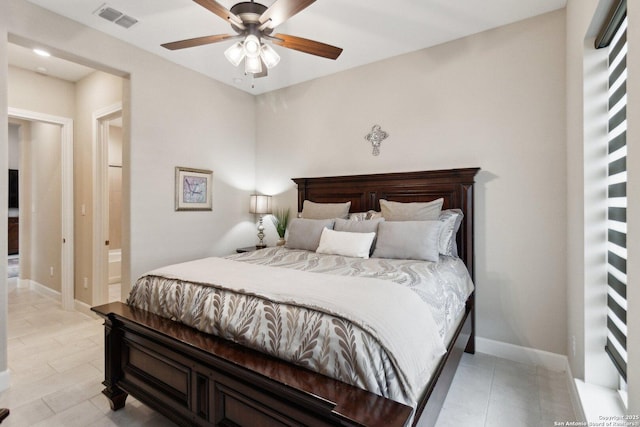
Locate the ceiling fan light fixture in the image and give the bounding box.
[224,41,245,67]
[260,44,280,69]
[245,55,263,74]
[243,35,261,58]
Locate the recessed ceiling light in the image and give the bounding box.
[36,67,48,74]
[33,48,51,57]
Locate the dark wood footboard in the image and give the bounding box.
[92,302,415,427]
[92,293,473,427]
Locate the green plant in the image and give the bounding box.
[271,208,291,238]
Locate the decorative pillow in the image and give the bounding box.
[334,217,384,233]
[301,200,351,220]
[379,198,444,221]
[372,221,442,262]
[438,209,463,257]
[335,217,384,255]
[285,218,335,251]
[316,228,376,259]
[348,210,383,221]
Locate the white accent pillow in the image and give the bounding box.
[285,218,335,251]
[438,209,463,257]
[316,228,376,259]
[372,221,442,262]
[301,200,351,220]
[379,198,443,221]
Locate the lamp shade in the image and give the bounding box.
[249,194,272,214]
[244,55,263,74]
[260,44,280,69]
[224,41,245,67]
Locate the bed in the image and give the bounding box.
[92,167,480,427]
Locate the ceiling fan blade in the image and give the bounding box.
[161,34,234,50]
[193,0,245,28]
[272,33,343,60]
[259,0,316,28]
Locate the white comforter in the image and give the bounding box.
[128,248,473,407]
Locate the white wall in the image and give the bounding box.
[566,0,640,414]
[0,4,10,391]
[256,10,568,355]
[625,0,640,416]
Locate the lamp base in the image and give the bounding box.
[256,215,266,249]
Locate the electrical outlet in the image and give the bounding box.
[50,266,54,277]
[83,277,88,289]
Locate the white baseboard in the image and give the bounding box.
[7,277,17,292]
[564,358,586,421]
[28,280,62,301]
[74,299,100,319]
[0,369,10,392]
[476,337,585,421]
[26,280,99,319]
[476,337,569,372]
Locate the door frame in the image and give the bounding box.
[8,107,75,311]
[92,103,122,305]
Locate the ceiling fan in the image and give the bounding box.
[162,0,343,78]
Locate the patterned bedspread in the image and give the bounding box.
[127,247,474,408]
[228,247,474,340]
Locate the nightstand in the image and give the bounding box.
[236,246,266,253]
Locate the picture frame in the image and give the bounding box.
[175,167,213,211]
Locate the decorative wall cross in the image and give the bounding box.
[364,125,389,156]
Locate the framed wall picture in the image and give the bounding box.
[175,167,213,211]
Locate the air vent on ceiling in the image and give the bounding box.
[94,3,138,29]
[115,15,138,29]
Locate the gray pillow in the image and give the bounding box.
[379,198,443,221]
[438,209,463,257]
[301,200,351,220]
[285,218,335,251]
[372,221,442,262]
[334,217,384,233]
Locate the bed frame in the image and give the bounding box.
[92,167,480,427]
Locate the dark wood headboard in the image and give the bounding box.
[292,168,480,280]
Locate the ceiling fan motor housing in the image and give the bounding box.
[230,2,272,35]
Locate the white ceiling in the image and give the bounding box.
[8,42,95,82]
[23,0,566,94]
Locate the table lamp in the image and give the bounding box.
[249,194,272,248]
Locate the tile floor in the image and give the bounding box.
[0,287,577,426]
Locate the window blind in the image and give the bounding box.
[603,12,628,381]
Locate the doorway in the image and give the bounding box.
[7,108,74,311]
[93,104,123,304]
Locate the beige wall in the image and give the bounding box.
[3,0,257,304]
[8,67,75,296]
[74,70,122,304]
[109,125,122,251]
[27,121,62,292]
[8,65,75,117]
[256,10,568,355]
